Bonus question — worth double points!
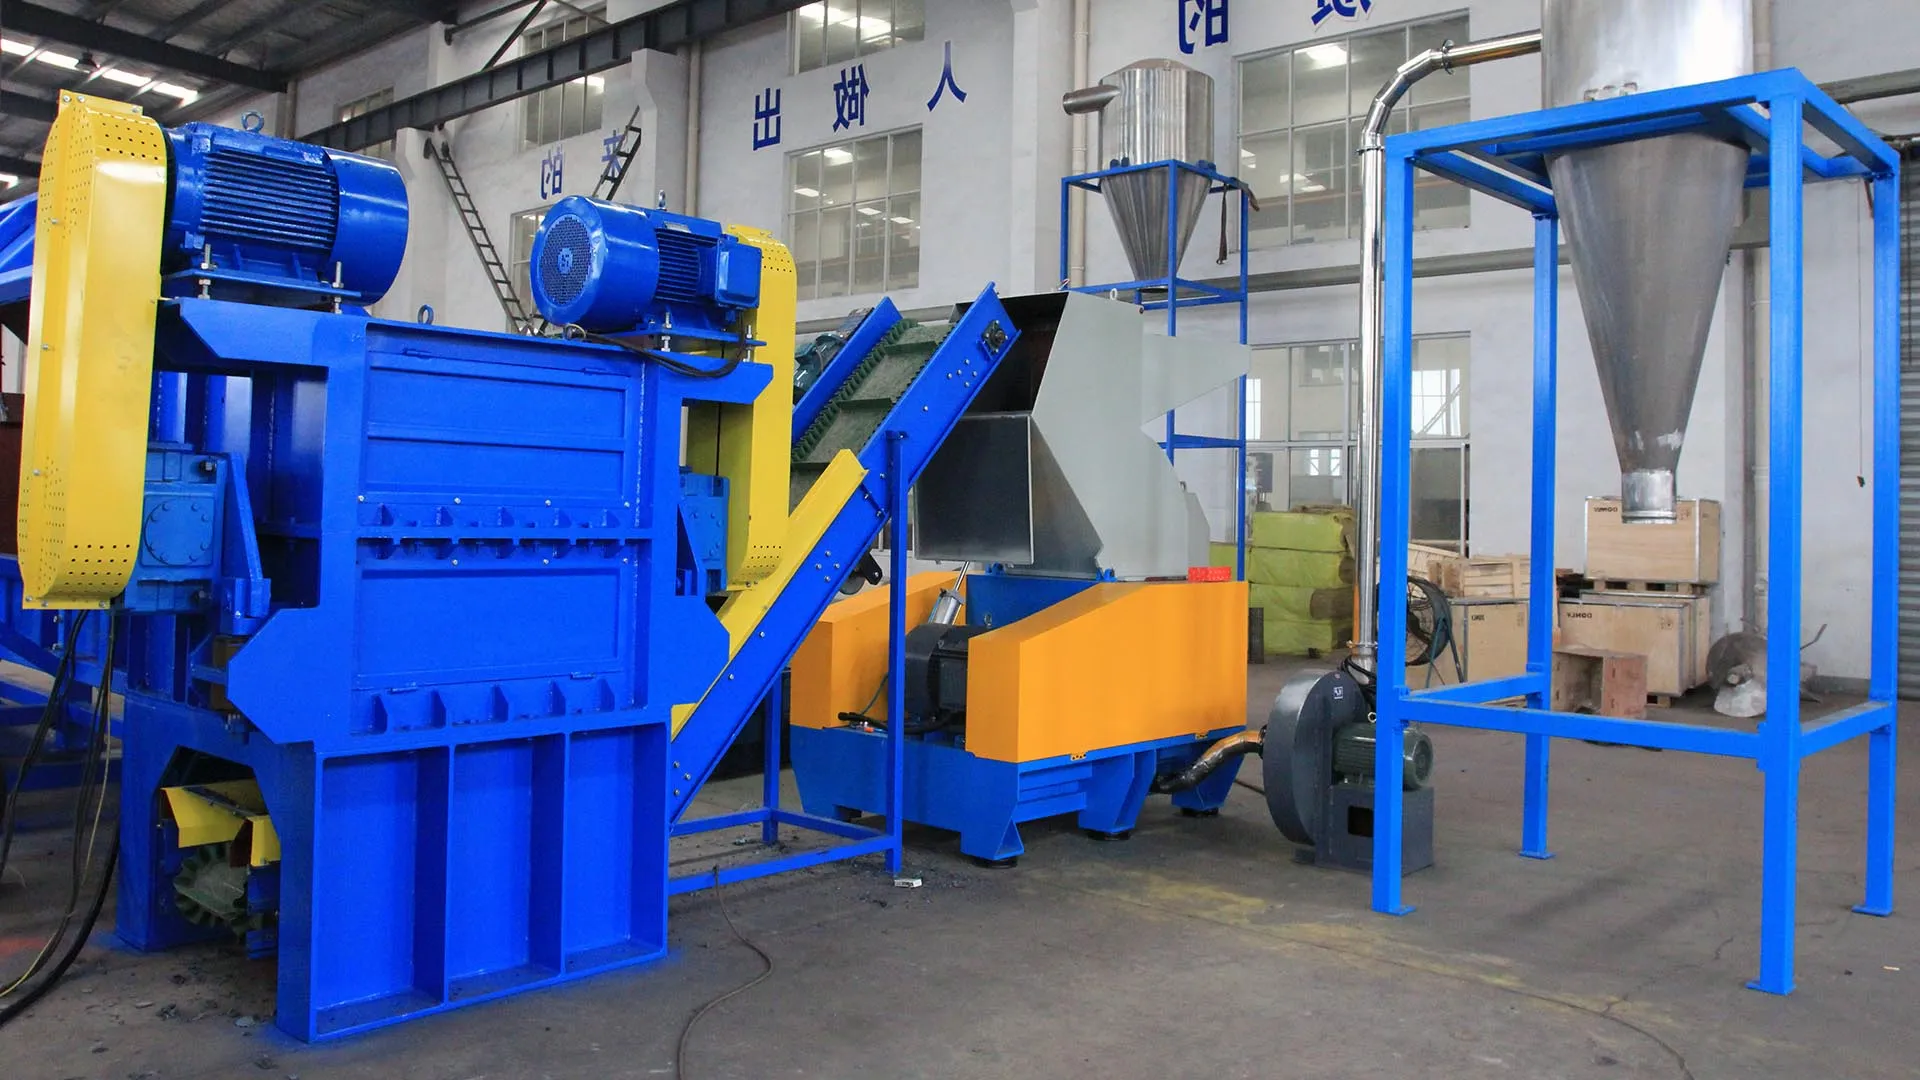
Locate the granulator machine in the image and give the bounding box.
[785,290,1254,866]
[779,58,1259,867]
[0,92,1016,1039]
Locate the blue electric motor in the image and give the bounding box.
[163,122,408,304]
[529,196,761,338]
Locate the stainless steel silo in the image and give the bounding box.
[1064,59,1214,283]
[1544,0,1753,523]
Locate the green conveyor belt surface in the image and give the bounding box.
[789,320,952,508]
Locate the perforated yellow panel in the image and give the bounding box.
[18,93,168,609]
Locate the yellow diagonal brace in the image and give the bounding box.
[672,448,868,735]
[19,93,168,609]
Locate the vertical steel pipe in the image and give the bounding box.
[1352,31,1541,671]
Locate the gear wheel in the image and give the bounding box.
[173,842,250,930]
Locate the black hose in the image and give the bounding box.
[1153,729,1264,793]
[561,324,746,380]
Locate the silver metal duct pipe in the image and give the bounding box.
[1352,30,1542,672]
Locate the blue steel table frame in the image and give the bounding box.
[667,438,912,895]
[1371,69,1899,996]
[1059,159,1251,578]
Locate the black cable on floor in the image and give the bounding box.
[0,612,91,881]
[1234,777,1265,796]
[0,836,116,1029]
[676,869,775,1080]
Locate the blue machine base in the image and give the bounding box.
[789,724,1244,862]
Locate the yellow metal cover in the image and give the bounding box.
[162,780,282,867]
[789,571,958,729]
[18,93,169,609]
[684,226,797,589]
[964,581,1250,762]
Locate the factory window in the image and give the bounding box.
[522,8,607,147]
[791,1,926,75]
[338,87,394,161]
[1246,334,1468,550]
[1237,13,1471,247]
[788,129,921,301]
[507,206,548,332]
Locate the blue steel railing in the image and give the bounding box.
[1371,69,1899,996]
[1059,159,1251,580]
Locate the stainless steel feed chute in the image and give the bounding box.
[1063,59,1214,283]
[1545,0,1752,523]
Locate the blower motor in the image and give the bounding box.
[1263,669,1435,875]
[529,196,762,338]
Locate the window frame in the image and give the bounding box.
[338,87,396,161]
[1235,11,1472,248]
[789,0,927,75]
[1246,332,1470,548]
[785,127,922,301]
[521,7,609,149]
[507,205,551,333]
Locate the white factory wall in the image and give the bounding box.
[218,0,1912,676]
[695,4,1022,320]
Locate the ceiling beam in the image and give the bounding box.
[203,0,338,56]
[1,90,57,124]
[149,0,233,42]
[0,1,287,92]
[379,0,460,24]
[303,0,811,151]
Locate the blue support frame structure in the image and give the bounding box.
[669,288,1018,893]
[665,438,914,896]
[1059,159,1251,578]
[1371,70,1899,995]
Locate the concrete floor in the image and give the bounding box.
[3,660,1916,1079]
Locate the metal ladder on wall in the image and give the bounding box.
[426,136,536,334]
[594,107,644,202]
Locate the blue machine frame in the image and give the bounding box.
[1059,159,1251,579]
[1370,69,1899,996]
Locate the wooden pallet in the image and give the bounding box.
[1585,578,1705,596]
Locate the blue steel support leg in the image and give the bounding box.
[1164,162,1179,465]
[1059,178,1072,288]
[1752,93,1805,996]
[762,676,782,847]
[1236,374,1248,578]
[1857,167,1901,918]
[1520,211,1560,861]
[1371,150,1417,917]
[885,433,908,876]
[1237,188,1250,579]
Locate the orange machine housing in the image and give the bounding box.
[791,574,1247,764]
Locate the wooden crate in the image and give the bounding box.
[1584,497,1722,583]
[1406,544,1530,598]
[1558,592,1711,697]
[1551,646,1648,719]
[1406,597,1532,691]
